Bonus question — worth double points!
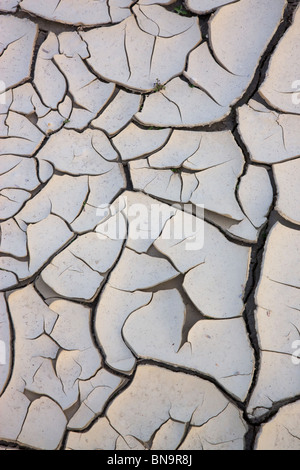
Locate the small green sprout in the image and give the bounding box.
[153,78,166,92]
[174,5,189,16]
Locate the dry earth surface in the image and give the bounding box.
[0,0,300,451]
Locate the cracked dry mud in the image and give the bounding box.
[0,0,300,452]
